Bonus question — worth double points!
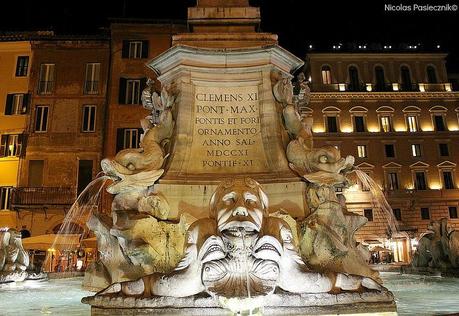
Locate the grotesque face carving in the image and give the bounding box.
[210,178,268,245]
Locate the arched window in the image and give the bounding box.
[348,66,360,91]
[321,65,332,84]
[374,66,386,91]
[400,66,412,91]
[426,66,438,84]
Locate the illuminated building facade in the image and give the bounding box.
[305,45,459,262]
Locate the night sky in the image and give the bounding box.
[1,0,458,70]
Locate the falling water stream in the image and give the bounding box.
[239,227,253,316]
[45,175,110,271]
[353,169,400,235]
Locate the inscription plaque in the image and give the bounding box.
[188,84,268,173]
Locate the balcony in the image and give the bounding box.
[37,81,54,95]
[418,83,452,92]
[10,187,76,209]
[84,81,99,95]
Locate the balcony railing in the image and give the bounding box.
[37,81,54,95]
[84,81,99,94]
[399,83,419,92]
[310,82,454,93]
[10,187,76,209]
[419,83,452,92]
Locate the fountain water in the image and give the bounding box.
[44,175,110,272]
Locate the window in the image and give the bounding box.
[84,63,100,94]
[326,116,338,133]
[449,206,458,219]
[116,128,143,152]
[15,56,29,77]
[122,40,149,59]
[411,144,421,157]
[433,115,446,131]
[119,78,146,104]
[406,115,419,132]
[374,66,386,91]
[388,172,399,190]
[426,66,437,84]
[415,171,427,190]
[0,187,12,210]
[354,116,366,132]
[364,209,373,221]
[82,105,96,132]
[393,208,402,221]
[357,145,367,158]
[0,134,24,157]
[421,207,430,220]
[348,66,360,91]
[400,66,412,91]
[443,171,454,189]
[38,64,55,94]
[28,160,44,187]
[439,143,449,156]
[321,65,332,84]
[380,116,393,132]
[35,106,49,132]
[385,144,395,158]
[5,93,29,115]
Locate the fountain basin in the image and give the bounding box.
[82,290,396,315]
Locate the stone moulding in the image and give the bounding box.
[83,290,396,315]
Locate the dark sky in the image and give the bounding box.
[1,0,458,70]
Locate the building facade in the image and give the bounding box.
[305,47,459,262]
[0,39,32,232]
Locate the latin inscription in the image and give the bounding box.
[189,85,267,172]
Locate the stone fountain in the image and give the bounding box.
[82,1,396,314]
[0,229,29,283]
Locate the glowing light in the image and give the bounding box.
[367,125,380,133]
[312,127,325,133]
[418,83,425,92]
[392,83,399,91]
[341,126,353,133]
[406,184,414,190]
[445,83,452,92]
[366,83,372,92]
[448,125,459,131]
[338,83,346,91]
[394,125,407,132]
[429,183,442,190]
[421,124,434,132]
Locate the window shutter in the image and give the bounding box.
[18,134,27,157]
[140,77,147,91]
[141,40,149,58]
[22,94,30,114]
[121,41,129,58]
[116,128,125,152]
[0,135,7,157]
[5,94,13,115]
[119,78,127,104]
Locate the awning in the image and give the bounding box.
[22,234,81,251]
[81,237,97,249]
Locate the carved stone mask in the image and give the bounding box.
[210,178,268,243]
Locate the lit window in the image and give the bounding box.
[0,187,12,210]
[38,64,55,94]
[380,116,393,132]
[357,145,367,158]
[5,93,28,115]
[406,115,418,132]
[122,40,149,59]
[388,172,399,190]
[84,63,100,94]
[0,134,23,157]
[411,144,421,157]
[34,105,49,132]
[82,105,96,132]
[124,129,140,149]
[15,56,29,77]
[321,66,332,84]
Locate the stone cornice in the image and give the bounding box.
[147,44,303,77]
[310,91,459,100]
